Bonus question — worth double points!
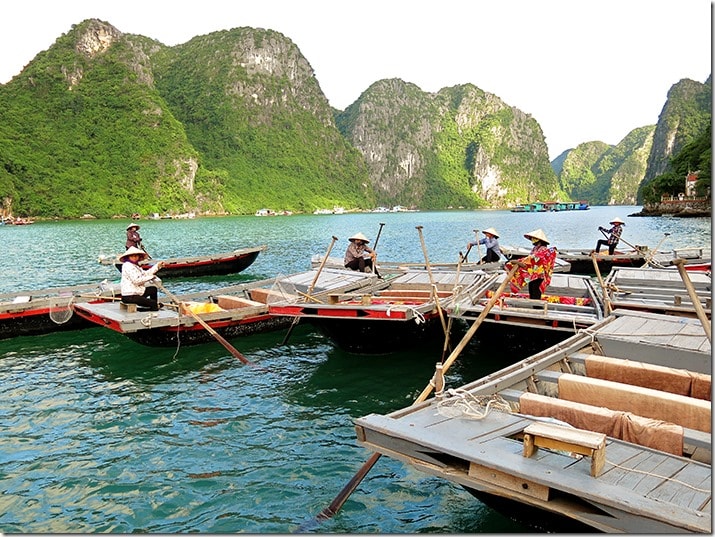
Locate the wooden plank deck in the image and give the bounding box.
[354,310,711,533]
[448,272,603,331]
[605,267,712,315]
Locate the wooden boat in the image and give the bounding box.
[603,266,712,318]
[310,254,571,274]
[0,281,121,340]
[72,268,381,347]
[449,272,605,336]
[268,269,493,354]
[649,246,711,272]
[355,309,711,533]
[501,244,647,275]
[99,245,266,278]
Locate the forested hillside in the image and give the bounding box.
[0,19,710,219]
[336,80,563,208]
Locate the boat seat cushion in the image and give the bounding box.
[216,295,264,309]
[557,373,711,433]
[584,354,711,401]
[519,392,684,455]
[180,301,225,314]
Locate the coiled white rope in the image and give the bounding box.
[435,388,512,419]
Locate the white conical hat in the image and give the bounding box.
[126,223,140,230]
[482,227,499,238]
[524,228,549,244]
[119,246,148,262]
[610,217,625,225]
[349,232,370,243]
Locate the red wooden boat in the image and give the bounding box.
[268,269,492,353]
[0,281,120,340]
[100,245,266,278]
[72,269,380,347]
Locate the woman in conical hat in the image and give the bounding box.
[505,229,557,300]
[465,227,502,263]
[344,232,377,273]
[119,246,164,311]
[125,222,143,250]
[594,217,625,255]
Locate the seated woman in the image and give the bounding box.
[119,246,164,311]
[344,232,377,273]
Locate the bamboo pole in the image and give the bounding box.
[282,235,338,345]
[415,225,448,338]
[155,281,255,365]
[304,264,520,528]
[672,258,711,342]
[590,252,611,315]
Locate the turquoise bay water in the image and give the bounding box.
[0,208,710,532]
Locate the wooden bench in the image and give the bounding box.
[119,302,137,313]
[523,421,606,477]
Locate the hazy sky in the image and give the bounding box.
[1,0,711,159]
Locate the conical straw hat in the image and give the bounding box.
[119,246,149,262]
[482,227,499,238]
[524,228,549,244]
[349,232,370,243]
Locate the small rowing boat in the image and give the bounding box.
[310,254,571,274]
[449,272,605,336]
[501,244,646,275]
[72,268,381,347]
[99,245,266,278]
[603,266,712,317]
[268,269,493,353]
[0,281,121,340]
[355,309,711,532]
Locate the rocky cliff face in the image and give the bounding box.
[643,77,712,183]
[558,126,654,205]
[336,80,562,208]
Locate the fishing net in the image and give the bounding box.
[49,294,75,324]
[266,273,305,305]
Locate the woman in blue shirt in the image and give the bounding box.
[467,227,502,263]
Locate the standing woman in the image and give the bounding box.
[594,217,625,255]
[119,246,164,311]
[505,229,557,300]
[344,232,377,273]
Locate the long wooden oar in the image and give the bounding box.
[302,264,520,529]
[641,232,670,267]
[599,227,641,254]
[155,281,254,365]
[590,252,612,315]
[371,223,385,277]
[416,225,448,337]
[282,235,338,345]
[672,258,711,342]
[474,229,483,264]
[440,249,464,361]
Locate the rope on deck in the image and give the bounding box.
[435,389,512,419]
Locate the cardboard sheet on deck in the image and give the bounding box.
[558,373,711,433]
[519,392,683,455]
[584,354,711,401]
